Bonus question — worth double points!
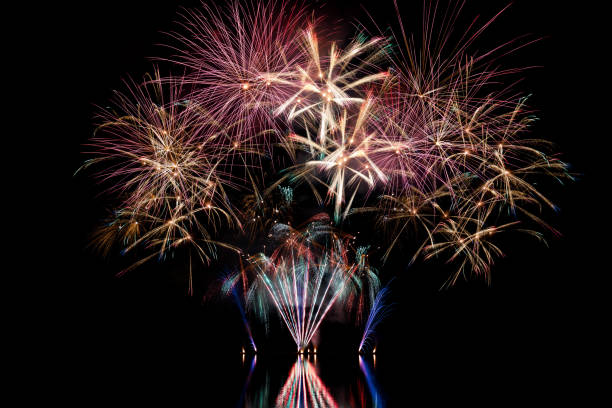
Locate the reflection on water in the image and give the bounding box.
[237,355,257,407]
[237,354,385,408]
[358,356,383,408]
[276,356,338,407]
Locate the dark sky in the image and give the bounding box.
[37,0,604,400]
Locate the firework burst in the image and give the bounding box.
[274,29,390,142]
[166,0,311,153]
[352,1,572,281]
[81,72,245,290]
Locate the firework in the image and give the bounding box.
[352,2,571,281]
[240,185,295,242]
[167,0,311,153]
[281,100,389,223]
[249,233,355,351]
[359,282,393,353]
[242,218,378,351]
[85,73,239,215]
[273,28,393,222]
[222,273,258,352]
[81,72,245,290]
[274,28,390,143]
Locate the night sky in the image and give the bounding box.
[39,0,605,402]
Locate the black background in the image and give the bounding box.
[31,0,605,403]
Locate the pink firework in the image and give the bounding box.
[166,0,312,153]
[369,1,534,201]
